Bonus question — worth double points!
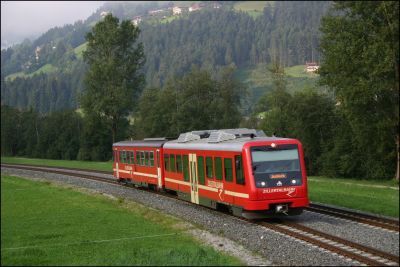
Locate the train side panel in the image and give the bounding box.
[113,145,164,189]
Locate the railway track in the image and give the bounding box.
[307,203,399,232]
[1,163,117,185]
[259,221,399,266]
[2,163,399,266]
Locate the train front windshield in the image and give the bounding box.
[251,144,302,188]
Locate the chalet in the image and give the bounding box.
[189,3,202,12]
[305,61,319,73]
[149,9,164,16]
[132,16,142,26]
[173,6,182,15]
[213,3,221,9]
[100,11,109,17]
[35,46,41,61]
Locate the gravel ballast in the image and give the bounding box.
[3,167,397,266]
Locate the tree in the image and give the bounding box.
[215,65,246,128]
[319,1,399,180]
[260,61,292,137]
[81,14,145,143]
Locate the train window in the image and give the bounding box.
[235,155,245,185]
[119,151,123,163]
[136,151,140,165]
[140,151,145,166]
[215,157,222,180]
[126,151,131,164]
[129,151,134,164]
[144,151,149,166]
[157,151,160,168]
[206,157,213,178]
[224,158,233,182]
[170,154,176,172]
[183,155,189,181]
[149,152,154,167]
[120,151,125,163]
[164,154,170,171]
[176,155,182,173]
[198,156,205,185]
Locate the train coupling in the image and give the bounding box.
[275,204,289,215]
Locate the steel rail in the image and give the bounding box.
[307,203,399,232]
[259,221,399,266]
[1,163,117,185]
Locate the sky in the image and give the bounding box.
[1,1,105,48]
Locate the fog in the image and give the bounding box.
[1,1,105,48]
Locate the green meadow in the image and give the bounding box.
[5,64,57,81]
[1,175,243,266]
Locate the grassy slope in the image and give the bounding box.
[5,64,57,81]
[233,1,274,18]
[235,63,320,107]
[74,42,88,59]
[2,157,399,217]
[309,177,399,217]
[1,175,243,266]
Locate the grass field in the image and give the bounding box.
[5,64,58,81]
[1,175,243,265]
[309,177,399,217]
[74,42,88,59]
[285,65,319,78]
[1,157,112,172]
[233,1,274,18]
[235,63,321,106]
[1,157,399,217]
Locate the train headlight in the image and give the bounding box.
[291,179,297,184]
[261,181,266,187]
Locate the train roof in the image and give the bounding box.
[113,138,169,148]
[163,129,291,152]
[163,136,289,152]
[113,129,295,152]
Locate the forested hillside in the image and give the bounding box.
[1,1,330,113]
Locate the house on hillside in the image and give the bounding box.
[213,2,221,9]
[173,6,182,15]
[35,46,41,61]
[305,61,319,73]
[100,11,109,17]
[149,9,164,16]
[189,3,202,12]
[132,16,142,26]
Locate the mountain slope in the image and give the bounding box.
[1,1,330,114]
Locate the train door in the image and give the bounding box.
[156,149,162,189]
[115,149,120,179]
[189,153,199,204]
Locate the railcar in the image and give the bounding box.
[112,129,309,218]
[112,138,168,190]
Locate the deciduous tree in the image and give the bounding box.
[82,14,145,143]
[319,1,399,180]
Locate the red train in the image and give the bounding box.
[112,129,309,218]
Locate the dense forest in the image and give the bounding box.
[1,1,330,112]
